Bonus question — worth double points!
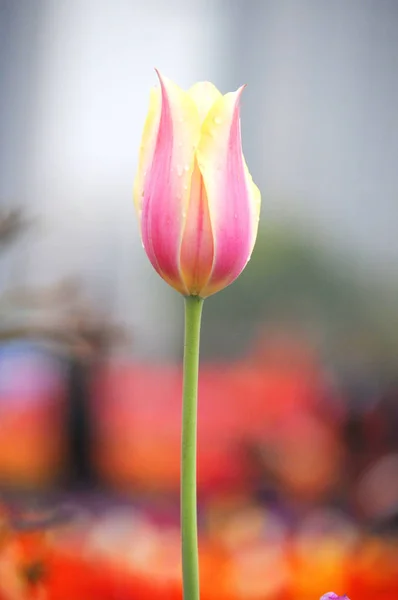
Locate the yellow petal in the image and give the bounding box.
[188,82,223,123]
[243,155,261,256]
[133,86,161,216]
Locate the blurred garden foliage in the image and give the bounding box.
[200,224,398,364]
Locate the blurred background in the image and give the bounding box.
[1,0,398,598]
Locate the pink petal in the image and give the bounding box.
[196,87,261,298]
[180,159,214,295]
[140,71,200,293]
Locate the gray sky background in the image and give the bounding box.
[233,0,398,276]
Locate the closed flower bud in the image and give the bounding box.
[134,71,261,298]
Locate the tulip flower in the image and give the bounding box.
[134,71,261,298]
[320,593,350,600]
[133,71,261,600]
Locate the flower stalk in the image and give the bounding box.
[181,295,204,600]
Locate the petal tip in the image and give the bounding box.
[235,84,247,102]
[154,68,165,85]
[154,69,172,91]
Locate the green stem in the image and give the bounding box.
[181,295,204,600]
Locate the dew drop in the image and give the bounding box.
[184,164,190,172]
[214,116,222,125]
[234,213,238,219]
[177,165,184,176]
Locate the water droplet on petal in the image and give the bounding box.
[177,165,184,176]
[234,213,238,219]
[214,116,222,125]
[184,164,190,172]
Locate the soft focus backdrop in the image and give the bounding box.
[0,1,398,599]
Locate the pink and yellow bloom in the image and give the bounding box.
[134,71,261,298]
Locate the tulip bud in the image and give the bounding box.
[134,71,261,298]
